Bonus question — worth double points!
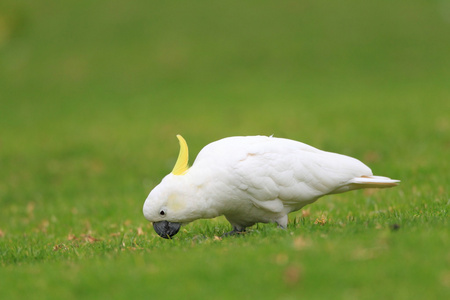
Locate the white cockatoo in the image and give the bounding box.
[143,135,399,238]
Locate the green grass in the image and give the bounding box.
[0,1,449,299]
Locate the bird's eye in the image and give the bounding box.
[159,209,166,216]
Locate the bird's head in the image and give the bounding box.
[143,135,195,239]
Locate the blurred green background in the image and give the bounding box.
[0,0,449,299]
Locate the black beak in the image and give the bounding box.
[153,221,181,239]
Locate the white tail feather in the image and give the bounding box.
[330,175,400,194]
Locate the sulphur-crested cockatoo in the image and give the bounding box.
[143,135,399,238]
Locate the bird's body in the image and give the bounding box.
[143,135,399,238]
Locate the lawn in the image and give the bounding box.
[0,1,449,299]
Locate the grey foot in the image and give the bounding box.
[222,227,246,237]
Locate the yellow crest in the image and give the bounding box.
[171,135,189,175]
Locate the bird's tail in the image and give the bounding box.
[349,175,400,188]
[330,175,400,194]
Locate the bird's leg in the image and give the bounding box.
[222,226,246,237]
[275,215,288,229]
[277,224,287,229]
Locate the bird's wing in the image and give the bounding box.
[225,137,373,213]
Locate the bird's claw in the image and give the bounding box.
[222,228,246,237]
